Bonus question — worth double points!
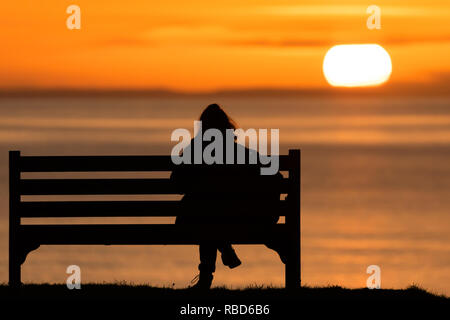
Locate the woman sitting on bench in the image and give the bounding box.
[171,103,287,289]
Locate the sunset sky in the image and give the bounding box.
[1,1,450,295]
[1,0,449,91]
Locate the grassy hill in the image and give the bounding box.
[1,283,447,300]
[1,283,447,317]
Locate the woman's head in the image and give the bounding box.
[200,104,236,133]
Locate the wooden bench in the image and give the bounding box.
[9,149,301,288]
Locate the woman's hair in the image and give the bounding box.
[199,104,237,132]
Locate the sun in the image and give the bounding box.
[323,44,392,87]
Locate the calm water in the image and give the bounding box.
[0,95,449,295]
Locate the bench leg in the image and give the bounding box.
[286,148,301,289]
[9,150,22,287]
[285,245,300,289]
[9,241,21,287]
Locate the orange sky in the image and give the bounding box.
[0,0,449,91]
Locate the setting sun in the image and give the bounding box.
[323,44,392,87]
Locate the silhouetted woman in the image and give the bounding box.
[171,104,286,289]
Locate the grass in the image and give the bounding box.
[0,282,448,302]
[1,283,447,318]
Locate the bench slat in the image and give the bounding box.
[20,201,179,217]
[19,156,174,172]
[19,155,294,172]
[19,200,290,217]
[19,224,288,245]
[20,178,291,195]
[20,178,178,195]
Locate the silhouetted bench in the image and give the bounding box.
[9,150,301,288]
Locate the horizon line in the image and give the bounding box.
[0,84,449,98]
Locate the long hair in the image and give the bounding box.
[199,104,237,133]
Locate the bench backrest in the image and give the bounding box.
[9,150,300,221]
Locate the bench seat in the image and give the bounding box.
[19,224,288,245]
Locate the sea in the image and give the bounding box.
[0,95,449,295]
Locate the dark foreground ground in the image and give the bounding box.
[1,284,448,317]
[1,283,447,301]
